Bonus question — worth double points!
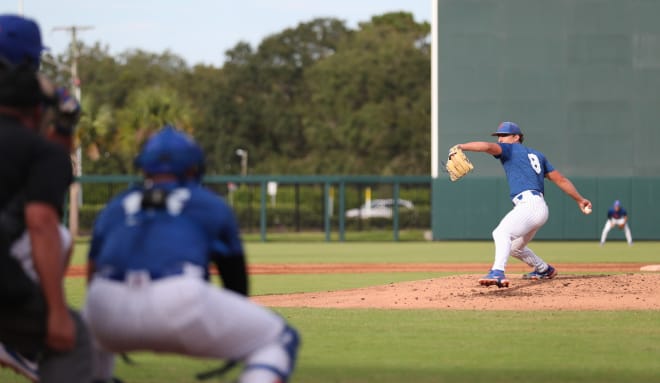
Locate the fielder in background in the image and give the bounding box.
[600,200,633,246]
[0,14,92,382]
[450,121,592,287]
[83,125,300,383]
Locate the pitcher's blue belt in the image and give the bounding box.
[512,190,543,205]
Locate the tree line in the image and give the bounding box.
[42,12,431,177]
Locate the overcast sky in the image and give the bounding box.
[3,0,431,67]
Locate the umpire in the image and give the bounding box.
[0,14,91,382]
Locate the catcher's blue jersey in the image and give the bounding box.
[88,181,244,279]
[495,143,555,198]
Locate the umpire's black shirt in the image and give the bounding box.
[0,114,72,214]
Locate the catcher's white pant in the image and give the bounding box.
[10,224,71,282]
[600,218,633,245]
[84,266,297,383]
[491,190,550,273]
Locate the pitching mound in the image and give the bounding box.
[253,273,660,310]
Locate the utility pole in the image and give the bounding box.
[52,25,93,238]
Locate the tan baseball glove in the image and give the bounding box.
[446,145,474,181]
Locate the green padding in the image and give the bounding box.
[432,177,660,240]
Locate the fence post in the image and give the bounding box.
[260,180,267,242]
[324,182,332,242]
[393,182,400,242]
[339,181,346,242]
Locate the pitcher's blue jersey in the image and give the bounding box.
[88,181,244,279]
[495,143,555,198]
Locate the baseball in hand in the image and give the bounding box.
[582,206,592,215]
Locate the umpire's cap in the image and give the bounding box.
[0,14,47,70]
[134,125,205,178]
[491,121,522,136]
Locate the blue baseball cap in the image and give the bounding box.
[614,200,621,207]
[491,121,522,136]
[0,14,47,69]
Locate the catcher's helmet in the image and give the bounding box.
[0,14,47,70]
[134,125,205,178]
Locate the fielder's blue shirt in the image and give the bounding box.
[495,143,555,198]
[607,207,627,219]
[88,181,244,279]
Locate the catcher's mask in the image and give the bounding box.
[134,125,205,180]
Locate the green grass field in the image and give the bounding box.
[1,240,659,382]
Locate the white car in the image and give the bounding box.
[345,199,414,219]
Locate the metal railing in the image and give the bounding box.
[71,175,432,241]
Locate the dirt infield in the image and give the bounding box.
[247,263,660,310]
[246,262,648,274]
[67,263,660,310]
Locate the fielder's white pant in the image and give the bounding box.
[600,218,633,245]
[491,191,550,273]
[84,266,296,383]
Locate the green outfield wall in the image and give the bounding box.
[433,176,660,240]
[432,0,660,240]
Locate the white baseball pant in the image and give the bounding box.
[600,218,633,245]
[84,266,296,383]
[491,190,551,273]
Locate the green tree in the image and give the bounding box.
[304,12,431,174]
[210,19,351,174]
[46,12,431,177]
[94,86,195,174]
[71,47,196,174]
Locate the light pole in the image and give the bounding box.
[52,24,93,238]
[235,148,248,176]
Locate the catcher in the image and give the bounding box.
[448,121,592,287]
[83,126,300,383]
